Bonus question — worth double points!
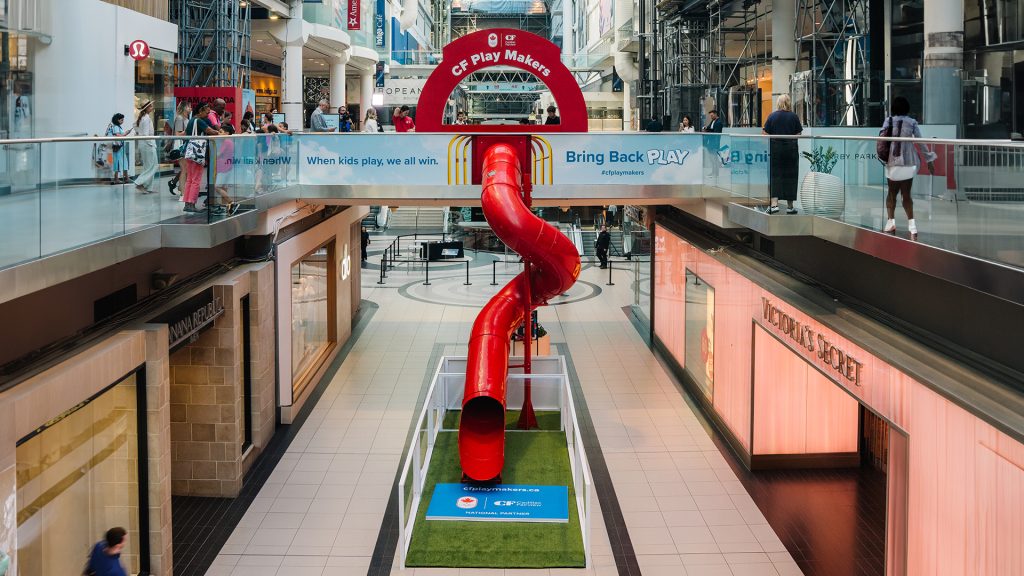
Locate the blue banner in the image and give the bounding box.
[374,0,386,47]
[545,133,704,186]
[425,483,569,523]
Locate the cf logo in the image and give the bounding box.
[128,40,150,61]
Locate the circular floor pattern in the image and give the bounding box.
[397,274,604,308]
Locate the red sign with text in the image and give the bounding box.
[348,0,360,30]
[416,29,588,132]
[173,86,245,125]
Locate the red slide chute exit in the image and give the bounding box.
[459,144,581,482]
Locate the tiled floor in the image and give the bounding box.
[727,463,887,576]
[205,242,803,576]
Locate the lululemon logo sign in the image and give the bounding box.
[456,496,478,509]
[487,33,498,48]
[128,40,150,61]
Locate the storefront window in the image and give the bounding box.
[16,372,143,576]
[292,241,335,396]
[134,47,175,134]
[684,270,714,400]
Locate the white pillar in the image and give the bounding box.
[283,0,305,129]
[623,81,632,131]
[360,70,374,116]
[772,0,796,102]
[330,52,350,109]
[923,0,964,128]
[562,0,574,65]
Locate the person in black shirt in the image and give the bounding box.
[544,105,560,125]
[361,227,370,261]
[595,226,611,269]
[761,94,804,214]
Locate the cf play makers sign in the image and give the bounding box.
[448,31,553,79]
[425,483,569,522]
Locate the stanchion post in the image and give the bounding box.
[423,258,430,285]
[491,260,498,285]
[464,260,472,285]
[606,259,615,286]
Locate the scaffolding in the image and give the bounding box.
[171,0,251,88]
[795,0,870,126]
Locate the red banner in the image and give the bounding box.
[347,0,360,30]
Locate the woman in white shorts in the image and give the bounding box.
[882,97,936,239]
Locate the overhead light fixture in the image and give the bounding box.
[240,0,247,6]
[269,13,280,20]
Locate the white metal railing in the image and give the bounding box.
[396,355,593,569]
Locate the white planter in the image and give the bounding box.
[800,171,845,217]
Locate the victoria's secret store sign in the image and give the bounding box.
[761,297,863,387]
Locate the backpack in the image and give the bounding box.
[877,116,902,165]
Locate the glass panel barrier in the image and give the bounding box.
[4,133,1024,275]
[0,141,40,267]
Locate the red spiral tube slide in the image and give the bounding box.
[459,143,581,482]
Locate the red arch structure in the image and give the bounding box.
[414,28,588,132]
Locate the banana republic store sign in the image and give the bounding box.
[760,297,863,387]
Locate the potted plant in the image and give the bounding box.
[799,145,845,217]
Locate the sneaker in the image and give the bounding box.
[786,208,798,215]
[883,219,896,234]
[908,219,918,239]
[762,205,780,215]
[183,203,196,213]
[167,179,179,196]
[228,203,241,216]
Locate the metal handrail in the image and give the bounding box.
[3,131,1024,147]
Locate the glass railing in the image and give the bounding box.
[718,132,1024,270]
[4,131,1024,275]
[0,133,298,270]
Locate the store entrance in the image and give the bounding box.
[729,400,908,576]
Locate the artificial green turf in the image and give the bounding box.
[441,409,562,431]
[404,430,585,568]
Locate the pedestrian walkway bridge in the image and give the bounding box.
[2,132,1023,306]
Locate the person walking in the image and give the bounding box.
[882,96,935,239]
[702,109,724,182]
[362,108,379,133]
[679,114,696,132]
[168,101,191,195]
[544,105,560,125]
[595,225,611,269]
[703,109,723,133]
[182,102,220,213]
[105,113,133,184]
[607,204,619,227]
[311,99,333,132]
[85,527,129,576]
[762,94,804,214]
[133,101,158,194]
[361,226,370,261]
